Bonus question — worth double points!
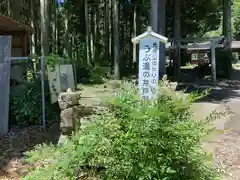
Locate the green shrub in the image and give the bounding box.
[9,80,53,126]
[23,80,217,180]
[77,66,110,84]
[89,66,110,84]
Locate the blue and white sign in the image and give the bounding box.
[132,26,168,100]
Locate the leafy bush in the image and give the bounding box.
[89,66,110,84]
[77,66,110,84]
[9,80,53,126]
[22,79,217,180]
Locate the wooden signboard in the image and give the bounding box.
[132,27,168,100]
[0,36,11,136]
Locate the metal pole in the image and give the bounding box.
[40,56,46,129]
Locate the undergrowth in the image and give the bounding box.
[22,76,218,180]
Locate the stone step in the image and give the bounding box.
[79,97,107,106]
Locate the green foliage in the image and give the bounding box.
[23,81,217,180]
[77,66,110,84]
[29,53,63,71]
[45,54,61,71]
[233,0,240,39]
[9,80,52,126]
[89,66,110,84]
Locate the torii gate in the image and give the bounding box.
[151,0,232,82]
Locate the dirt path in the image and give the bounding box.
[200,69,240,179]
[0,123,60,179]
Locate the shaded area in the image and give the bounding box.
[0,82,118,179]
[176,68,240,103]
[0,122,60,179]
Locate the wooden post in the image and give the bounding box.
[159,0,166,77]
[173,0,181,80]
[151,0,166,77]
[211,40,216,83]
[0,36,11,136]
[223,0,232,50]
[151,0,159,32]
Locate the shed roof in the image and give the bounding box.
[165,40,240,50]
[0,15,33,33]
[186,41,240,50]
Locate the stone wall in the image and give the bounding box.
[58,88,81,136]
[57,88,100,144]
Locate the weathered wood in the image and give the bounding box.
[173,0,181,80]
[151,0,166,77]
[223,0,232,50]
[151,0,159,32]
[0,36,11,136]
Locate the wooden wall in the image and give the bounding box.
[0,31,28,57]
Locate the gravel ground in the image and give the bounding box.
[203,130,240,180]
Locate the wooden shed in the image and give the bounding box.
[0,15,33,57]
[187,41,240,64]
[231,41,240,61]
[186,42,211,65]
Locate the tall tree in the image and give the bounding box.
[113,0,120,79]
[223,0,232,50]
[40,0,49,56]
[132,1,137,63]
[104,0,110,63]
[84,0,90,65]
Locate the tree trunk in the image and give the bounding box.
[95,5,101,63]
[104,0,110,64]
[30,0,35,55]
[113,0,120,79]
[55,2,59,54]
[52,0,58,54]
[90,8,95,65]
[223,0,232,50]
[151,0,166,78]
[84,0,90,65]
[40,0,49,56]
[173,0,181,80]
[132,4,137,62]
[7,0,11,17]
[63,10,69,58]
[109,0,113,68]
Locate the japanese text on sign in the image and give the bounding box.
[138,38,159,100]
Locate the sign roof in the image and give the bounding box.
[131,26,168,44]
